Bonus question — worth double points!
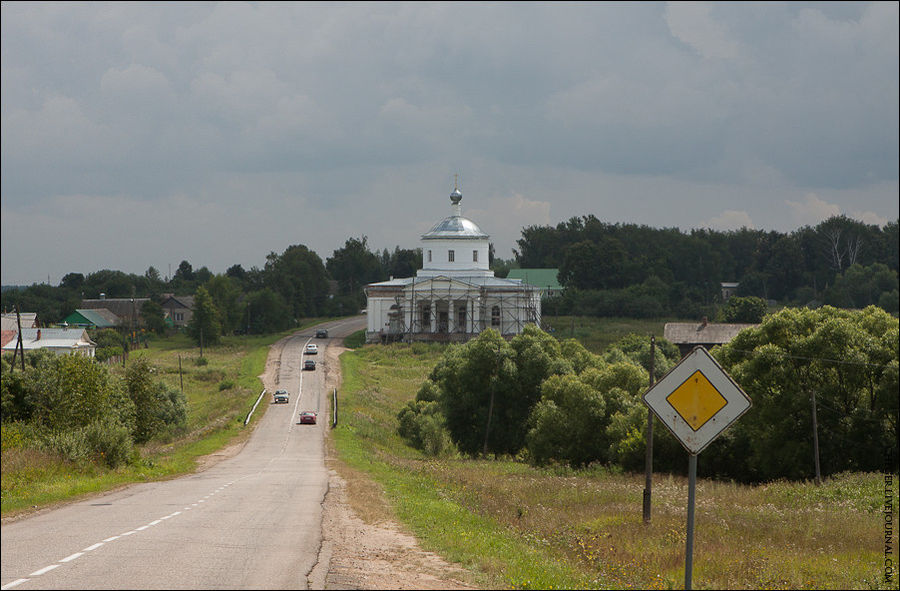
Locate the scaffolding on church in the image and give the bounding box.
[375,278,541,344]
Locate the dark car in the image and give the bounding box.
[316,329,328,338]
[273,389,289,404]
[299,411,317,425]
[303,359,316,371]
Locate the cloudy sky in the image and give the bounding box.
[2,2,898,286]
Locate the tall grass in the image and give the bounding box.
[1,328,296,516]
[332,342,896,590]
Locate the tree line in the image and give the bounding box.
[399,305,898,482]
[1,238,423,344]
[518,214,898,318]
[3,214,897,343]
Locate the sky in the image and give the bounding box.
[2,1,898,287]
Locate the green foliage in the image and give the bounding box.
[825,262,899,313]
[720,295,768,323]
[715,305,899,481]
[396,399,456,457]
[125,358,186,443]
[90,328,125,362]
[327,236,386,308]
[24,354,123,432]
[187,286,222,346]
[140,299,168,335]
[203,274,244,334]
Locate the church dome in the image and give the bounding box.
[421,186,489,240]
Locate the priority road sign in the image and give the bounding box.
[642,346,751,455]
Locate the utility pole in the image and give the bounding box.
[12,305,25,371]
[811,390,822,485]
[643,335,656,523]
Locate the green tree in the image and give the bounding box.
[140,300,167,335]
[526,374,607,467]
[716,306,899,480]
[326,237,385,308]
[264,244,330,320]
[187,286,221,346]
[204,274,243,334]
[720,296,768,323]
[125,358,186,443]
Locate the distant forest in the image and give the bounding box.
[517,214,898,319]
[2,215,897,338]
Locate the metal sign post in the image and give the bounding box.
[685,453,697,589]
[642,346,751,590]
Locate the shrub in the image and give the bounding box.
[83,416,133,468]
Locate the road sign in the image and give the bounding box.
[642,346,751,455]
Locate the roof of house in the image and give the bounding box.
[1,312,38,330]
[1,330,16,348]
[64,308,120,328]
[663,322,757,346]
[160,295,195,309]
[0,327,95,351]
[81,298,150,318]
[505,268,562,291]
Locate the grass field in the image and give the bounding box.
[332,340,896,590]
[542,315,676,353]
[1,326,302,516]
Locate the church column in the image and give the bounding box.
[449,300,456,334]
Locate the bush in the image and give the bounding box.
[83,416,133,468]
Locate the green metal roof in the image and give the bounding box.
[63,308,119,328]
[505,268,562,291]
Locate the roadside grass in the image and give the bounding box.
[332,342,895,590]
[1,325,315,517]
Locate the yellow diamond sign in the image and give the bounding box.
[643,346,751,455]
[666,371,727,431]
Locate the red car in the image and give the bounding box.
[299,411,317,425]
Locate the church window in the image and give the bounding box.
[491,306,500,327]
[428,250,432,262]
[448,250,455,262]
[473,250,478,262]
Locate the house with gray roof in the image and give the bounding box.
[1,327,96,357]
[664,319,757,358]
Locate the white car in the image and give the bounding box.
[305,343,318,355]
[273,390,290,404]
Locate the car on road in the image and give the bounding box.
[299,411,317,424]
[315,329,328,338]
[273,389,289,404]
[303,359,316,371]
[305,343,318,355]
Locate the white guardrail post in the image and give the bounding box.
[332,388,337,428]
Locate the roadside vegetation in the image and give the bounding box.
[1,330,288,516]
[331,312,897,589]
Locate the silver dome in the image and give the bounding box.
[422,215,489,240]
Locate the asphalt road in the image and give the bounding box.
[1,316,367,590]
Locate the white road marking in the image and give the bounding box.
[59,552,83,563]
[135,525,149,531]
[29,564,60,576]
[103,535,120,542]
[148,520,162,526]
[120,530,136,536]
[82,543,103,551]
[2,578,31,589]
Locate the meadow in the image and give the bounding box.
[1,327,300,515]
[331,337,895,590]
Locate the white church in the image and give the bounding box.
[364,184,541,343]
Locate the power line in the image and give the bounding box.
[724,347,897,370]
